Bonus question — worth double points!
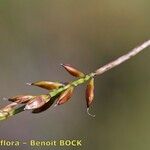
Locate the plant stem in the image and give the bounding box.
[49,73,94,98]
[0,40,149,121]
[94,40,150,75]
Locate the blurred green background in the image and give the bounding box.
[0,0,150,150]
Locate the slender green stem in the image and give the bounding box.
[49,73,94,98]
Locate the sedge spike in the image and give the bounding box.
[0,40,149,120]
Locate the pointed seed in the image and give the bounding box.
[56,86,74,106]
[29,81,64,90]
[86,78,94,108]
[61,64,85,77]
[85,78,95,117]
[24,95,50,110]
[8,95,35,104]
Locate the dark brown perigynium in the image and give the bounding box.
[24,95,50,110]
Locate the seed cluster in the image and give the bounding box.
[0,64,95,121]
[0,40,149,121]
